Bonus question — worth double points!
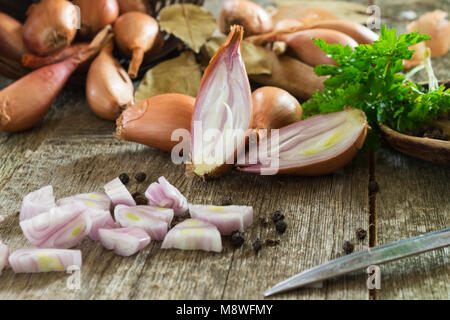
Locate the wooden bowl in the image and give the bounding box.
[380,80,450,165]
[0,0,204,85]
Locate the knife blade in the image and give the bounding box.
[264,227,450,297]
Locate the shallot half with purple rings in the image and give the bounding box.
[104,177,136,207]
[99,227,150,257]
[161,219,222,252]
[20,202,91,249]
[188,204,253,235]
[145,176,188,215]
[8,248,82,273]
[0,241,9,274]
[20,185,56,221]
[114,205,173,240]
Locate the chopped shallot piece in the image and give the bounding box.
[57,192,112,211]
[86,208,115,241]
[20,202,91,249]
[99,227,150,257]
[161,219,222,252]
[20,185,56,221]
[0,215,4,223]
[188,204,253,235]
[0,241,9,274]
[145,176,188,216]
[104,177,136,207]
[114,205,173,240]
[8,248,82,273]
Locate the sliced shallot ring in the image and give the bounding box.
[20,185,56,221]
[188,204,253,235]
[99,227,150,257]
[161,219,222,252]
[145,176,188,216]
[104,177,136,207]
[8,248,82,273]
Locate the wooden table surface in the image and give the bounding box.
[0,0,448,300]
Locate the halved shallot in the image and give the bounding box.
[0,26,113,132]
[20,185,56,221]
[190,25,252,178]
[145,176,188,216]
[113,12,160,78]
[86,41,134,120]
[20,203,91,249]
[56,192,112,211]
[189,204,253,235]
[0,12,29,62]
[0,241,9,274]
[99,227,150,257]
[239,108,368,175]
[114,205,173,240]
[22,0,78,56]
[8,248,82,273]
[104,177,136,207]
[161,219,222,252]
[116,94,195,152]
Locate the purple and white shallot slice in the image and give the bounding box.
[188,204,253,235]
[104,177,136,207]
[86,208,115,241]
[8,248,82,273]
[114,205,173,240]
[57,192,112,211]
[99,227,150,257]
[161,219,222,252]
[20,202,92,248]
[145,176,188,216]
[20,185,56,221]
[0,241,9,274]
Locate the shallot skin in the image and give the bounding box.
[145,176,188,216]
[161,219,222,252]
[74,0,119,39]
[0,12,29,62]
[113,12,160,78]
[219,0,273,37]
[20,185,56,221]
[22,0,78,56]
[251,86,302,132]
[20,203,92,249]
[0,241,9,274]
[8,248,82,273]
[279,29,358,67]
[99,227,150,257]
[309,20,379,44]
[86,41,134,120]
[116,94,195,152]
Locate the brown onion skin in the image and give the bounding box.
[86,41,134,120]
[0,13,29,62]
[117,0,151,15]
[252,86,302,132]
[74,0,119,39]
[22,0,78,56]
[309,20,378,44]
[279,29,358,67]
[113,12,160,78]
[116,94,195,152]
[219,0,273,37]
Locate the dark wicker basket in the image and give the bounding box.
[0,0,205,85]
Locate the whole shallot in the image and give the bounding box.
[86,41,134,120]
[0,26,112,132]
[74,0,119,39]
[117,0,151,15]
[114,12,160,78]
[22,0,78,56]
[0,12,29,62]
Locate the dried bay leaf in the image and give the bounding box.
[135,51,202,101]
[203,37,272,75]
[159,4,217,53]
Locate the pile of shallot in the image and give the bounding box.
[0,176,254,274]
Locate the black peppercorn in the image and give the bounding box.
[271,210,284,223]
[252,239,263,253]
[343,241,354,254]
[119,173,130,185]
[356,228,367,241]
[275,220,287,234]
[221,198,233,206]
[368,181,379,193]
[135,172,147,183]
[230,230,245,248]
